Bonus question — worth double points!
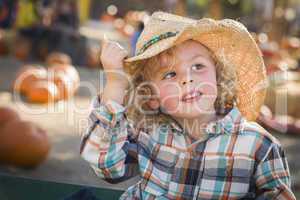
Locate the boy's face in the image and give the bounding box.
[149,40,218,119]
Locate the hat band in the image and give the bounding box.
[137,31,179,56]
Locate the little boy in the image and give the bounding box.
[80,12,296,199]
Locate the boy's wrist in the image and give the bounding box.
[105,70,129,88]
[105,82,127,92]
[102,83,127,105]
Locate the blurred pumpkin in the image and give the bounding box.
[0,120,50,168]
[0,107,20,126]
[27,81,59,103]
[86,46,101,68]
[281,37,300,50]
[46,52,72,66]
[100,14,115,22]
[48,64,80,91]
[13,36,31,61]
[14,66,47,94]
[51,72,74,100]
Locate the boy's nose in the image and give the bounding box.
[182,79,193,85]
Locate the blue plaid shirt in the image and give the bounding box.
[80,95,296,199]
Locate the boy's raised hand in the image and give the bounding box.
[100,34,129,104]
[100,34,128,71]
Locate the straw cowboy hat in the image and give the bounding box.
[124,11,267,121]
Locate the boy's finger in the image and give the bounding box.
[101,34,109,48]
[102,33,109,42]
[115,42,125,50]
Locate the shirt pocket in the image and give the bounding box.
[198,155,254,199]
[139,142,178,197]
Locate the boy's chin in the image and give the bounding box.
[169,109,216,120]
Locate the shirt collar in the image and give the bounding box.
[205,107,245,135]
[169,106,245,136]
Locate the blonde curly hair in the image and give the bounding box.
[124,40,237,131]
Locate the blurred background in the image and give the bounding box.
[0,0,300,199]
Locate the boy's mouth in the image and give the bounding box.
[181,90,203,102]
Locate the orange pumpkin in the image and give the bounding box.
[46,52,72,66]
[100,14,115,22]
[27,81,59,103]
[13,36,31,61]
[0,107,20,126]
[48,64,80,91]
[64,66,80,90]
[50,72,74,100]
[14,66,47,94]
[0,120,51,168]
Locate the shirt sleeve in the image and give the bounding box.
[80,95,139,183]
[254,143,296,200]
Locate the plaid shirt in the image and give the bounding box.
[80,95,296,200]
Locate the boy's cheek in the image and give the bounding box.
[159,84,180,99]
[196,80,218,96]
[162,102,180,114]
[159,93,181,114]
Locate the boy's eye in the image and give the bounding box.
[191,64,205,71]
[162,71,176,80]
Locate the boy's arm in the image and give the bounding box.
[80,36,139,183]
[254,143,296,199]
[80,94,139,183]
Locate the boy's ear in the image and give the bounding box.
[147,98,160,110]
